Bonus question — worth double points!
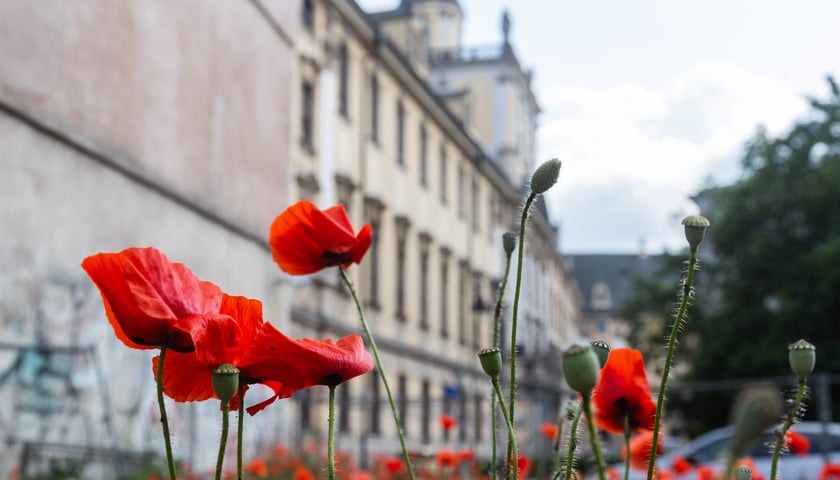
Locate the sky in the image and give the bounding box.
[359,0,840,253]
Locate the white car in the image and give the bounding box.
[623,422,840,480]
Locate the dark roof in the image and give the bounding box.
[369,0,461,21]
[566,254,662,315]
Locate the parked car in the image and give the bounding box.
[623,422,840,480]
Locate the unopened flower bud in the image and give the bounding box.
[502,233,517,256]
[788,339,816,381]
[561,345,600,395]
[681,215,710,249]
[530,159,562,195]
[730,384,782,459]
[591,340,611,368]
[478,347,503,378]
[734,464,752,480]
[212,363,240,405]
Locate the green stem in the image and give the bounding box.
[646,246,699,480]
[624,413,631,480]
[216,400,230,480]
[340,267,415,480]
[558,405,583,480]
[493,247,514,349]
[770,379,807,480]
[491,393,498,480]
[494,378,518,480]
[237,386,245,480]
[328,385,337,480]
[156,346,177,480]
[583,396,607,480]
[552,411,565,478]
[508,193,536,459]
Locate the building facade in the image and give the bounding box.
[286,0,583,461]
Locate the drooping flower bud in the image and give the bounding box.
[591,340,611,368]
[561,345,600,395]
[502,232,517,256]
[729,384,782,459]
[788,339,816,381]
[734,464,752,480]
[681,215,710,249]
[478,347,503,379]
[529,159,562,195]
[212,363,240,405]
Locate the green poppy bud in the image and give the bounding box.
[681,215,710,249]
[502,232,517,256]
[788,339,816,381]
[530,158,562,195]
[734,464,752,480]
[212,363,240,405]
[591,340,611,368]
[561,345,600,395]
[729,384,782,459]
[478,347,503,379]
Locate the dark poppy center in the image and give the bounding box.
[321,373,343,386]
[322,250,352,265]
[613,397,643,428]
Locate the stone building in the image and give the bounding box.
[286,0,583,462]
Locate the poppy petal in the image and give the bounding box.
[347,224,373,266]
[152,351,215,402]
[244,380,296,416]
[168,313,241,356]
[592,348,657,434]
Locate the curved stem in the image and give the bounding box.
[770,379,807,480]
[552,412,565,479]
[558,405,583,480]
[493,247,514,349]
[494,378,518,480]
[491,393,499,480]
[156,346,177,480]
[237,386,245,480]
[646,247,699,480]
[624,413,631,480]
[340,267,415,480]
[508,193,536,456]
[328,385,337,480]
[216,400,230,480]
[583,396,607,480]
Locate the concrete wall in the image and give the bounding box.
[0,0,296,476]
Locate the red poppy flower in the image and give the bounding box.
[384,457,403,473]
[151,295,296,409]
[541,422,560,440]
[293,466,315,480]
[435,449,458,468]
[457,449,476,462]
[244,458,268,478]
[695,465,716,480]
[439,414,458,431]
[238,322,374,412]
[785,429,811,455]
[513,454,532,478]
[622,430,663,471]
[671,455,693,475]
[82,247,239,353]
[591,348,657,434]
[268,200,372,275]
[819,463,840,480]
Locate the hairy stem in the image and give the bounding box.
[557,405,583,480]
[340,267,415,480]
[770,379,807,480]
[494,378,518,480]
[328,385,337,480]
[237,386,245,480]
[583,396,607,480]
[216,400,230,480]
[624,413,631,480]
[156,346,177,480]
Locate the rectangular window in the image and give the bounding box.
[421,379,430,443]
[458,262,467,345]
[440,252,449,338]
[472,177,480,232]
[419,125,428,186]
[339,382,351,433]
[439,145,447,204]
[301,80,315,149]
[473,272,482,350]
[370,74,379,143]
[419,236,430,330]
[395,218,409,322]
[299,389,312,430]
[457,165,465,219]
[301,0,314,31]
[338,44,349,117]
[396,102,405,167]
[370,370,381,434]
[398,374,407,436]
[474,394,482,441]
[459,393,467,442]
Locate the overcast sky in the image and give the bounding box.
[359,0,840,253]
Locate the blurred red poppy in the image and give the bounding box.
[695,465,716,480]
[622,430,663,471]
[152,295,295,409]
[436,449,458,468]
[785,429,811,455]
[440,414,458,431]
[384,457,403,473]
[293,466,315,480]
[238,322,374,412]
[819,463,840,480]
[671,455,692,475]
[457,449,476,462]
[268,200,372,275]
[591,348,657,434]
[244,458,268,478]
[82,247,239,353]
[541,422,560,440]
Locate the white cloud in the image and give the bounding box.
[539,62,811,253]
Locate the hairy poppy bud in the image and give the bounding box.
[561,345,600,395]
[478,347,503,378]
[530,159,562,195]
[502,232,517,255]
[730,384,782,459]
[734,464,752,480]
[212,363,240,405]
[591,340,611,368]
[788,339,816,381]
[681,215,710,249]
